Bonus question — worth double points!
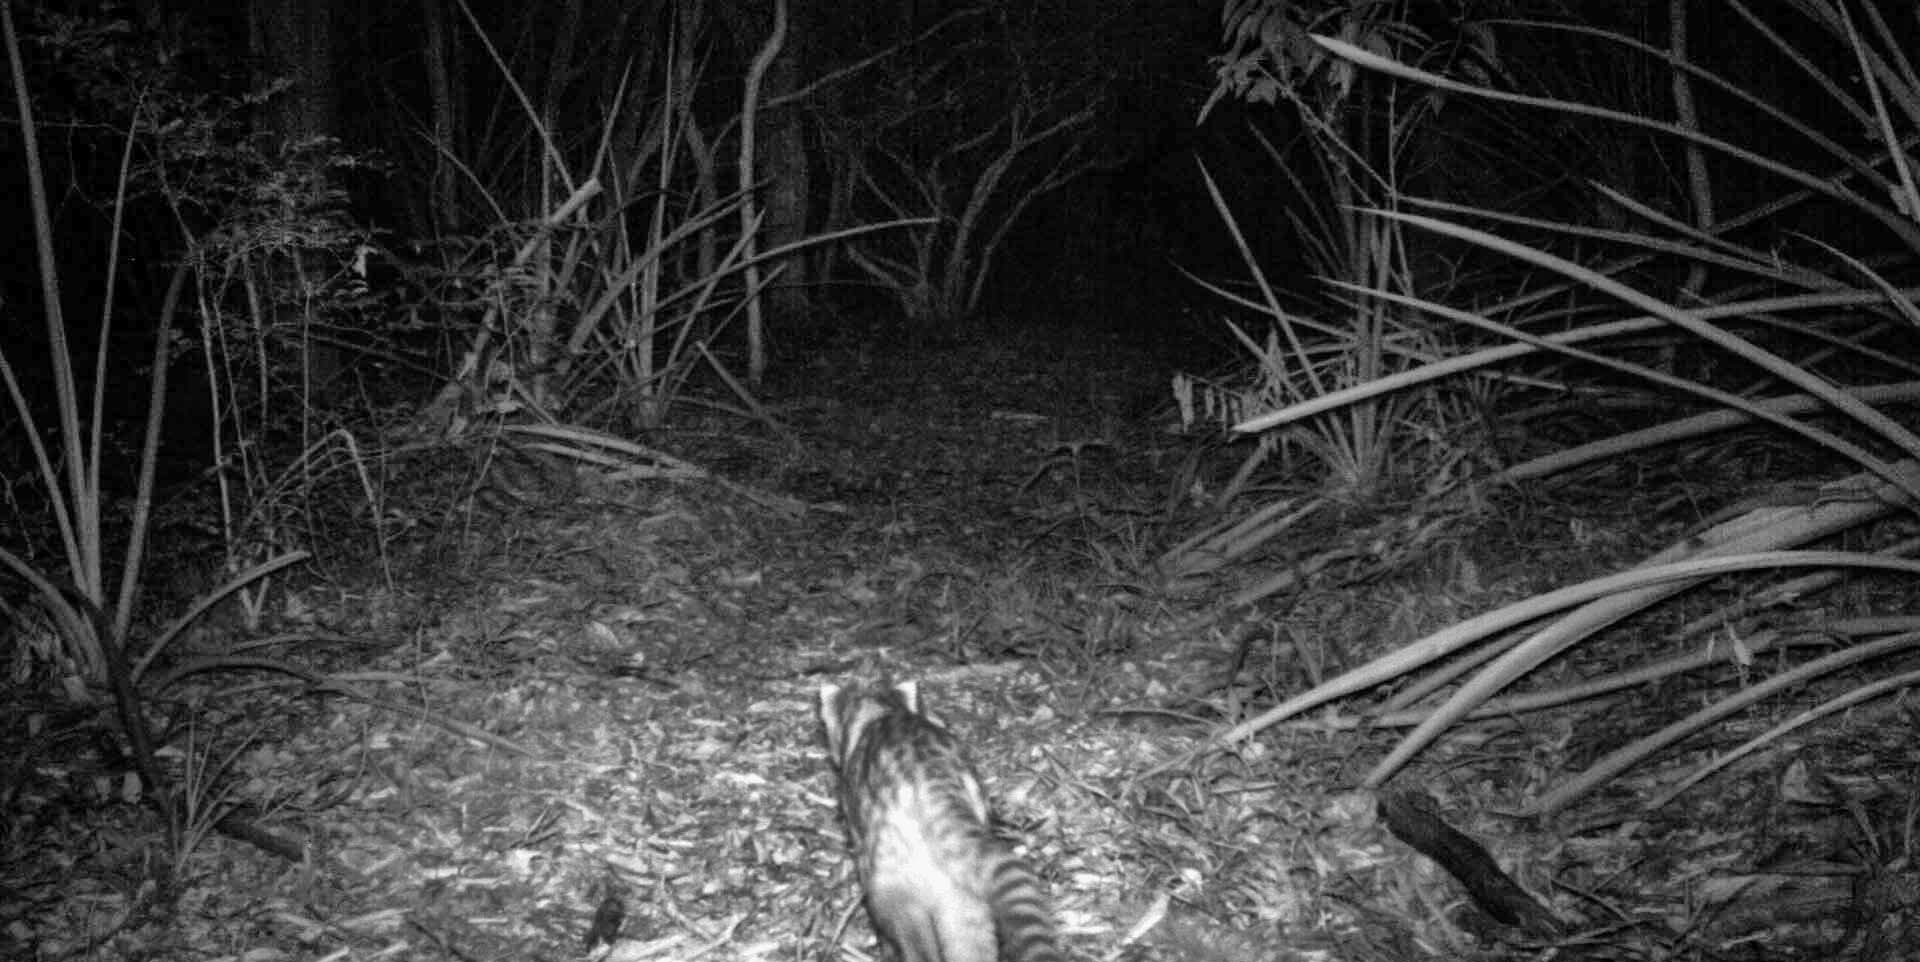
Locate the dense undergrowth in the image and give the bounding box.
[5,1,1920,959]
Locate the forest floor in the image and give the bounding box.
[3,319,1916,961]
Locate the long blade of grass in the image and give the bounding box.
[1646,664,1920,809]
[1368,211,1920,483]
[1499,14,1874,173]
[88,107,145,611]
[1234,283,1920,436]
[1199,161,1327,398]
[1310,34,1920,250]
[1367,528,1919,788]
[1498,380,1920,483]
[129,551,312,684]
[111,260,191,644]
[1832,5,1920,223]
[1332,630,1824,731]
[452,0,573,195]
[1220,548,1920,745]
[1420,189,1847,292]
[1533,630,1920,814]
[1302,280,1902,493]
[2,2,87,589]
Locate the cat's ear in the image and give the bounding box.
[818,683,850,757]
[893,679,921,713]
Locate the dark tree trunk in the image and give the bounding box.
[249,0,345,398]
[762,19,811,321]
[420,0,464,232]
[251,0,339,145]
[717,0,814,324]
